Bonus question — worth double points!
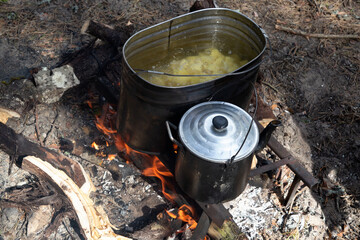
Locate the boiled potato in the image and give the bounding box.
[144,48,248,87]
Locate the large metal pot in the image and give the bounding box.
[116,8,268,158]
[166,101,280,203]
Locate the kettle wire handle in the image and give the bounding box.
[228,81,258,164]
[165,121,183,147]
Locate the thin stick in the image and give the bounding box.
[34,105,43,146]
[43,109,59,146]
[262,81,279,93]
[275,25,360,39]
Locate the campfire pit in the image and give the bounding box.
[0,2,321,239]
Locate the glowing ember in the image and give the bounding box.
[91,142,99,150]
[107,154,117,161]
[173,143,178,154]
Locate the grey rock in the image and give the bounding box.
[34,65,80,104]
[286,214,305,231]
[27,205,53,237]
[1,208,21,230]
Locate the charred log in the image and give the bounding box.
[81,20,131,48]
[190,0,217,12]
[0,122,86,187]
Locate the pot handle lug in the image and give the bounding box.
[166,121,183,147]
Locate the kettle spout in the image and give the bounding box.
[255,120,282,153]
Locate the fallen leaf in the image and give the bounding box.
[251,155,258,169]
[272,218,277,226]
[271,104,279,110]
[286,107,295,114]
[321,177,335,190]
[82,126,90,135]
[259,118,275,128]
[276,19,287,25]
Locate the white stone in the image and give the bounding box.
[27,205,53,236]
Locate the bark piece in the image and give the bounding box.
[0,107,20,124]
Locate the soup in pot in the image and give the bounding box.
[141,48,248,87]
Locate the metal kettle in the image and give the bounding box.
[166,101,281,203]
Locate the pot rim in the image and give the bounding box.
[122,7,267,89]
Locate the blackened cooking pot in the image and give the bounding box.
[166,101,281,203]
[116,8,268,159]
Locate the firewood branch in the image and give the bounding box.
[0,123,131,239]
[275,25,360,39]
[0,122,86,187]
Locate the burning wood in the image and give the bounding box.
[0,121,133,239]
[89,102,200,237]
[166,205,198,230]
[22,156,131,240]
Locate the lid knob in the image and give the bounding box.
[212,115,228,132]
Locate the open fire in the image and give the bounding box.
[88,101,199,235]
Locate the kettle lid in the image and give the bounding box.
[178,101,259,163]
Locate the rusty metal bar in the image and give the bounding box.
[249,156,295,177]
[284,175,302,207]
[196,202,232,227]
[286,161,318,188]
[256,121,319,188]
[190,211,210,240]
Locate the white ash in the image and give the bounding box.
[224,184,281,239]
[224,182,327,239]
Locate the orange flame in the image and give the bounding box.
[166,205,198,230]
[178,205,197,230]
[142,156,176,203]
[89,102,199,232]
[166,210,178,219]
[95,115,117,135]
[86,100,93,109]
